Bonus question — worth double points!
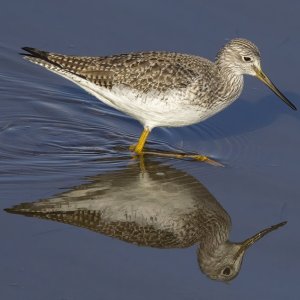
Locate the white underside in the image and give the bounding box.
[81,81,204,129]
[28,58,211,130]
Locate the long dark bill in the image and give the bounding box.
[234,221,287,260]
[254,66,297,111]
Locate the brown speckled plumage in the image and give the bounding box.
[22,49,213,92]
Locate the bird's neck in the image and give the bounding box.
[196,213,230,254]
[214,59,244,103]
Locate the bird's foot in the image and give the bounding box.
[187,154,224,167]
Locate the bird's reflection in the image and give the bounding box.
[5,159,285,281]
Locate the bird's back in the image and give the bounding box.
[23,48,214,92]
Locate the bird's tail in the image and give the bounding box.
[20,47,64,69]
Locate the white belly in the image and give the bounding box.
[72,80,205,129]
[94,84,205,129]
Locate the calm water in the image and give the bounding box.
[1,1,300,299]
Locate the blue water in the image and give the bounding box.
[1,0,300,299]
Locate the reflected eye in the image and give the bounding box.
[222,267,231,276]
[243,56,252,62]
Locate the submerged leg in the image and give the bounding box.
[141,150,223,167]
[130,128,151,154]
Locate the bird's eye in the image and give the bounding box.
[222,267,231,276]
[243,56,252,62]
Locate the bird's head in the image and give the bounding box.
[197,221,286,282]
[216,38,296,110]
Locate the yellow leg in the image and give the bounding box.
[130,128,151,154]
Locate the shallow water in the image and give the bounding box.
[1,1,300,299]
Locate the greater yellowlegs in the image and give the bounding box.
[21,39,296,162]
[5,160,286,281]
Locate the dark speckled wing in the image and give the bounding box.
[22,48,214,92]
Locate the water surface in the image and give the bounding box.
[1,1,300,299]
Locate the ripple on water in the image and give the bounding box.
[0,71,139,179]
[156,119,262,168]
